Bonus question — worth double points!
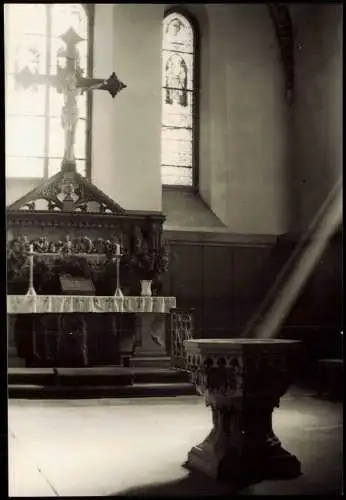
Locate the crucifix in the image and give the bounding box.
[16,27,126,172]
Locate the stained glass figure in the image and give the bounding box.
[165,54,188,107]
[161,12,196,187]
[5,4,90,179]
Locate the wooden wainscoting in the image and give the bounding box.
[162,228,342,343]
[162,230,279,339]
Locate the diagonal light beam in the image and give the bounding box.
[243,179,342,338]
[254,183,342,340]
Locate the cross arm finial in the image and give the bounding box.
[78,72,127,98]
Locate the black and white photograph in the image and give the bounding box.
[5,2,343,497]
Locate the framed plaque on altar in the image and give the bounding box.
[59,274,96,296]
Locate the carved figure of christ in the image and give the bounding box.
[16,27,126,168]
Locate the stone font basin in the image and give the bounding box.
[183,338,302,484]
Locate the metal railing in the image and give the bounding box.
[169,308,195,370]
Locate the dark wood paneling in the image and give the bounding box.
[232,246,272,328]
[285,234,343,329]
[164,230,342,345]
[169,244,203,301]
[164,238,278,338]
[202,245,233,338]
[169,244,203,335]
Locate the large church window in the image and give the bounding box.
[161,11,198,187]
[5,4,92,179]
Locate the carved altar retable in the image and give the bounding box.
[6,165,175,367]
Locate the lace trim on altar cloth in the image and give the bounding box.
[7,295,176,314]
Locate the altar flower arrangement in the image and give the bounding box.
[131,245,169,281]
[51,255,93,279]
[7,237,51,294]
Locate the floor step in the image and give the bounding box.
[8,382,197,399]
[8,347,26,367]
[55,367,133,386]
[8,368,56,386]
[129,356,172,368]
[8,358,26,368]
[132,369,189,384]
[8,367,133,387]
[8,366,191,388]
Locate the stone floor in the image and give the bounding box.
[8,387,343,497]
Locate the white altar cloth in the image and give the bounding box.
[7,295,176,315]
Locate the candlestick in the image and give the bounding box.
[113,252,124,298]
[26,243,37,296]
[66,239,72,253]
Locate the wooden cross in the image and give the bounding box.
[16,27,126,170]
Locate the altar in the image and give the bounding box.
[7,295,176,367]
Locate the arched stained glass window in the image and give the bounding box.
[161,11,198,187]
[5,4,92,179]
